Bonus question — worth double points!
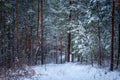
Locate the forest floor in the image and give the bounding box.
[19,63,120,80]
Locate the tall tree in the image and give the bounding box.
[67,0,72,62]
[40,0,44,64]
[16,0,19,42]
[97,1,102,66]
[35,0,40,65]
[110,0,115,71]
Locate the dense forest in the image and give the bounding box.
[0,0,120,80]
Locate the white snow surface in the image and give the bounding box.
[20,63,120,80]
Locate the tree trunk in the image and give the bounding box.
[7,0,13,68]
[67,0,72,62]
[72,53,74,62]
[35,0,40,65]
[56,45,58,64]
[15,0,19,64]
[56,46,58,64]
[91,53,93,66]
[110,0,115,71]
[98,27,102,66]
[118,0,120,9]
[60,35,63,63]
[30,27,33,65]
[40,0,44,65]
[16,0,19,42]
[77,54,80,62]
[97,1,102,67]
[67,31,71,62]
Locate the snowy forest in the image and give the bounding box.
[0,0,120,80]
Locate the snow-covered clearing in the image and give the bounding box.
[20,63,120,80]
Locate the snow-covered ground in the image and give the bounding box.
[19,63,120,80]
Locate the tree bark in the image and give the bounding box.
[56,42,58,64]
[40,0,44,65]
[67,0,72,62]
[77,54,80,62]
[98,27,102,66]
[67,31,71,62]
[110,0,115,71]
[35,0,40,65]
[16,0,19,42]
[72,53,74,62]
[60,35,63,63]
[96,1,102,67]
[118,0,120,9]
